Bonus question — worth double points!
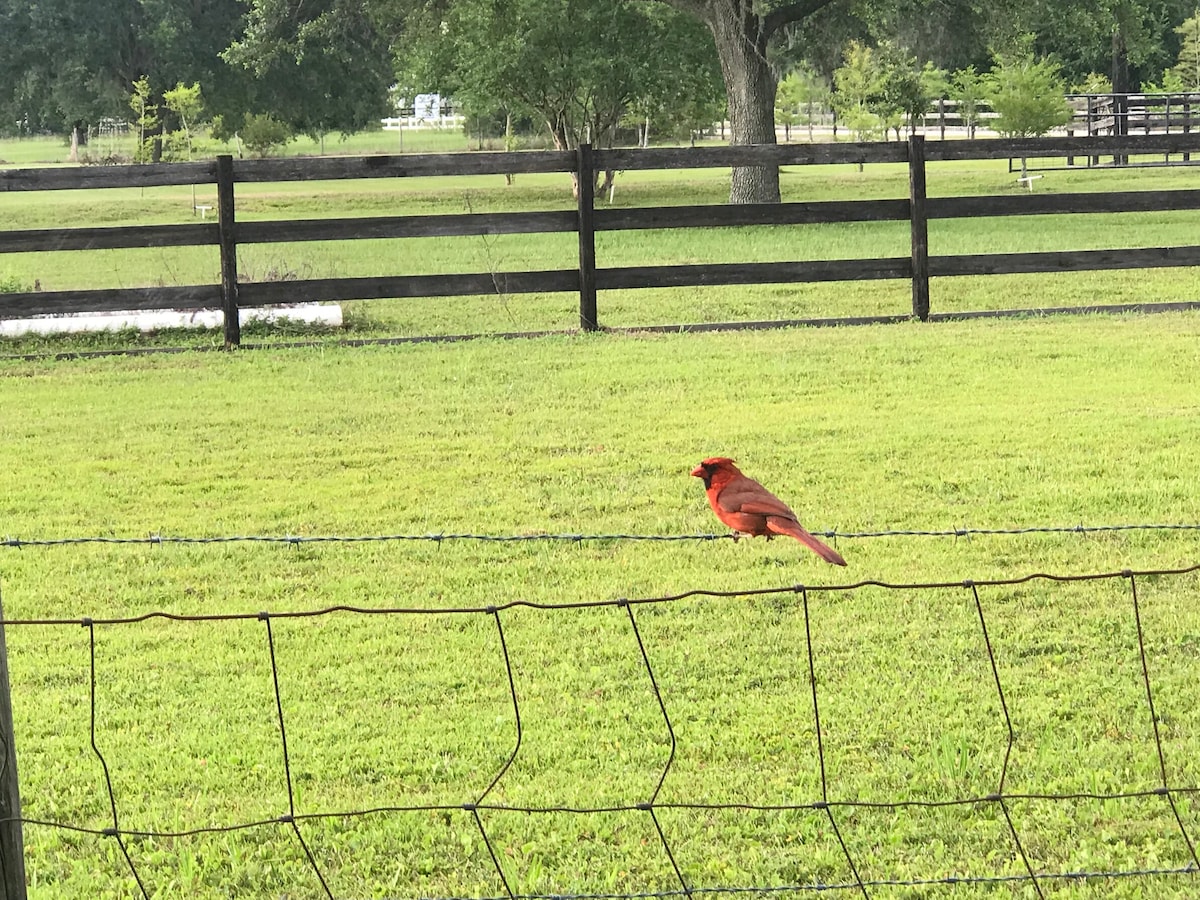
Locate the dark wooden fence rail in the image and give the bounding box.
[2,133,1200,347]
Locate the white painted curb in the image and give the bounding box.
[0,303,342,337]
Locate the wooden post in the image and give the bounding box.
[1164,96,1171,163]
[1114,93,1129,166]
[1088,96,1099,166]
[0,587,27,900]
[908,135,930,322]
[216,155,241,349]
[576,143,599,332]
[1185,99,1192,163]
[1066,96,1075,166]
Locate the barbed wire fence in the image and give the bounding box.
[0,525,1198,898]
[5,521,1200,549]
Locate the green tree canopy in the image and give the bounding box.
[221,0,396,140]
[775,66,832,141]
[1166,9,1200,89]
[983,0,1196,91]
[874,41,937,138]
[0,0,246,134]
[163,82,205,160]
[832,40,887,140]
[985,40,1074,137]
[948,65,989,137]
[401,0,721,152]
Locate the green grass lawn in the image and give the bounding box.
[0,127,481,167]
[1,313,1199,898]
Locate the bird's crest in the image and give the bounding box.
[691,456,740,487]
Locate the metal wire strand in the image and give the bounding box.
[260,612,334,899]
[2,520,1200,549]
[1126,572,1200,871]
[85,620,149,900]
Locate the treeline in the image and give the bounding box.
[2,0,1199,162]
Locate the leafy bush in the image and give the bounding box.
[241,113,293,157]
[985,44,1073,138]
[1167,11,1200,90]
[0,270,33,293]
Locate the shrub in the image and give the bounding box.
[0,271,33,293]
[241,113,293,157]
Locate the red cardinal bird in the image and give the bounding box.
[691,457,847,566]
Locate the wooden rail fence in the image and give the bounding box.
[1069,92,1200,138]
[2,133,1200,348]
[922,92,1200,142]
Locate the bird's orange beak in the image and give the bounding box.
[690,464,705,478]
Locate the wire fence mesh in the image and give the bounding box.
[0,528,1198,897]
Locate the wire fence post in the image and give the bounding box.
[0,588,27,900]
[576,143,599,332]
[216,154,241,349]
[908,134,931,321]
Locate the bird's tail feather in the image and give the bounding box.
[768,518,848,566]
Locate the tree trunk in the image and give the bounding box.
[1112,28,1130,164]
[547,117,580,198]
[708,7,780,204]
[1111,28,1131,98]
[504,111,515,185]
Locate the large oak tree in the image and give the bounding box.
[652,1,842,203]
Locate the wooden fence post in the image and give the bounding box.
[908,134,931,321]
[1113,94,1129,166]
[216,155,241,349]
[0,587,27,900]
[1184,99,1192,163]
[576,143,599,332]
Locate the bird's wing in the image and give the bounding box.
[716,477,797,519]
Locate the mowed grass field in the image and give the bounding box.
[2,141,1200,896]
[0,311,1199,898]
